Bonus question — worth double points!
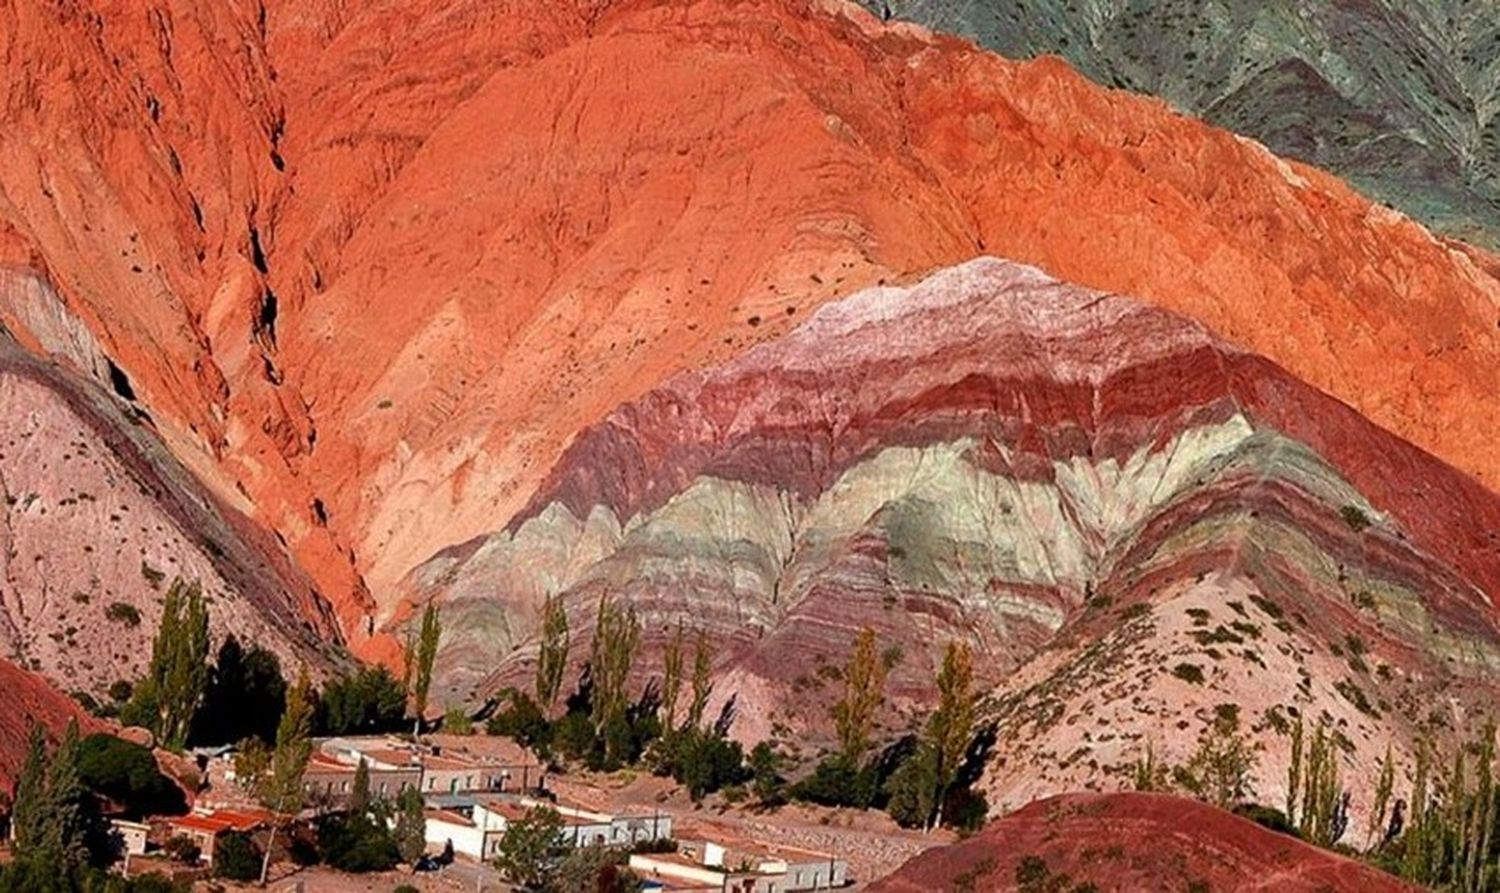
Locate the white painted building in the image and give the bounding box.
[631,836,848,892]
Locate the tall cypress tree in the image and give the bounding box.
[349,757,371,814]
[46,720,101,871]
[10,725,49,852]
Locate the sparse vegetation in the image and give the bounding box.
[1171,662,1206,685]
[104,601,141,627]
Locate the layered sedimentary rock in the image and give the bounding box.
[868,792,1418,892]
[866,0,1500,250]
[0,333,342,700]
[0,657,97,793]
[5,0,1500,657]
[413,259,1500,830]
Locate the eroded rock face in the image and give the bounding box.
[5,0,1500,654]
[867,792,1419,892]
[412,259,1500,829]
[0,334,342,700]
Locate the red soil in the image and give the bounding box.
[3,0,1499,651]
[868,792,1419,892]
[0,658,96,793]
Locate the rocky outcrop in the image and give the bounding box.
[5,0,1500,657]
[867,792,1418,892]
[411,258,1500,830]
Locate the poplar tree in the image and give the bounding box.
[926,641,976,830]
[1403,738,1432,882]
[588,596,640,761]
[660,621,685,733]
[1286,714,1304,827]
[394,787,426,865]
[349,758,371,813]
[10,725,48,852]
[410,602,441,736]
[255,667,315,886]
[833,627,888,765]
[124,578,211,751]
[1299,722,1343,847]
[686,630,712,731]
[1369,743,1396,850]
[535,592,569,714]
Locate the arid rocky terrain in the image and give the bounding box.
[4,0,1500,888]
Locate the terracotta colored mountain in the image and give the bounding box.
[411,259,1500,835]
[4,0,1500,659]
[0,657,97,794]
[867,792,1418,892]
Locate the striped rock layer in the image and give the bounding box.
[412,258,1500,828]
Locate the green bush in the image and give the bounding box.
[487,689,553,755]
[314,666,407,736]
[317,811,399,873]
[77,733,187,817]
[651,729,747,801]
[791,754,878,809]
[214,831,262,882]
[105,602,142,627]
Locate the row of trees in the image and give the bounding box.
[792,630,989,832]
[1135,708,1500,890]
[113,579,447,754]
[493,602,990,831]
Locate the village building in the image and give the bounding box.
[314,735,538,798]
[417,795,673,862]
[163,808,272,867]
[108,818,151,857]
[302,750,421,806]
[630,836,848,892]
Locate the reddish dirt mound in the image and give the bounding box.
[0,657,94,793]
[868,792,1417,892]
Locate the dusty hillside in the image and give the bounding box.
[3,0,1500,658]
[0,332,342,700]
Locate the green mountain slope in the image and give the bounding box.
[867,0,1500,248]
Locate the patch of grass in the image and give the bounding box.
[1339,504,1372,532]
[1247,594,1283,620]
[104,602,141,627]
[139,561,165,589]
[1171,663,1206,685]
[1335,678,1378,717]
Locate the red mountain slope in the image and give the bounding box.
[3,0,1500,654]
[0,658,95,793]
[868,792,1418,892]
